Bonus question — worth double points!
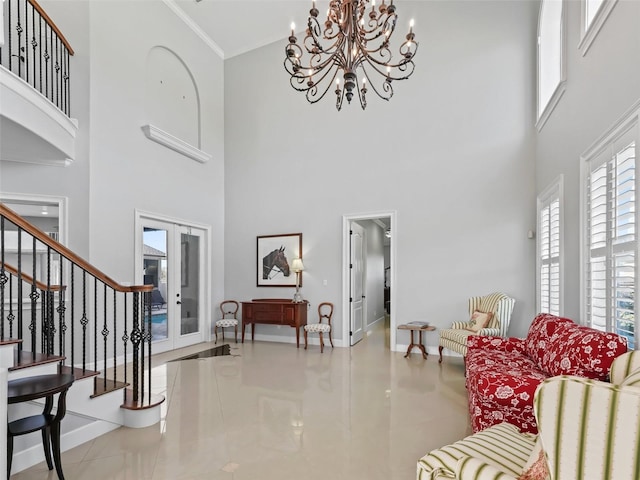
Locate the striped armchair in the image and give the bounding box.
[438,292,515,362]
[417,350,640,480]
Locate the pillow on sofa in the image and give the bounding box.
[546,323,628,379]
[467,311,493,332]
[524,314,574,369]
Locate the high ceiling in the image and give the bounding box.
[172,0,333,59]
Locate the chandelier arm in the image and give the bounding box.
[360,68,394,102]
[306,68,340,105]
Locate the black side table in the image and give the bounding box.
[7,373,75,479]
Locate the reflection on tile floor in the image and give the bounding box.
[12,322,471,480]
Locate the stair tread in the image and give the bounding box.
[120,388,165,410]
[9,351,65,371]
[0,338,22,346]
[91,377,129,398]
[58,365,100,381]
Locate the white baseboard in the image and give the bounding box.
[10,418,120,474]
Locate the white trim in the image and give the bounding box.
[161,0,225,59]
[578,0,619,56]
[141,124,211,164]
[536,81,566,131]
[0,193,68,247]
[342,210,397,352]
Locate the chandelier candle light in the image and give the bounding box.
[284,0,418,110]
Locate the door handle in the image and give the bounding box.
[176,301,182,305]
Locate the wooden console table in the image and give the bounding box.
[241,299,308,347]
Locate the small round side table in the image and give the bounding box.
[398,323,436,359]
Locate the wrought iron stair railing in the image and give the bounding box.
[0,0,74,116]
[0,203,160,409]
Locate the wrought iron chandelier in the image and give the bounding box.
[284,0,418,111]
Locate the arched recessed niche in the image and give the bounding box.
[142,46,211,163]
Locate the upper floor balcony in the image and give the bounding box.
[0,0,78,166]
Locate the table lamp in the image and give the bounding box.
[292,258,305,303]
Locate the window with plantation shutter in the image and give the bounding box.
[583,110,639,350]
[537,177,563,315]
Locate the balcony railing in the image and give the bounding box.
[0,0,73,116]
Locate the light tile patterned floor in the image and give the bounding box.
[12,322,470,479]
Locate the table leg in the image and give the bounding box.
[241,322,246,343]
[296,326,300,348]
[404,330,416,358]
[418,331,427,359]
[251,323,255,341]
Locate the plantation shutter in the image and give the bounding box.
[539,187,561,315]
[586,127,636,348]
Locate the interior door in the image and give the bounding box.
[350,222,365,345]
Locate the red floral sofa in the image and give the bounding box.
[465,313,628,434]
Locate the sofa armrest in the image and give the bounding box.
[451,321,472,329]
[610,350,640,384]
[467,335,526,354]
[477,328,501,336]
[456,457,518,480]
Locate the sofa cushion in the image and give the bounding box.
[545,323,628,379]
[416,422,535,480]
[466,349,548,433]
[523,314,573,371]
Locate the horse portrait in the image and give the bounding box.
[263,246,291,280]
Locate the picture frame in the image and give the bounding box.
[257,233,302,287]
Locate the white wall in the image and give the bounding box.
[1,1,226,338]
[224,0,539,348]
[535,0,640,320]
[1,0,92,259]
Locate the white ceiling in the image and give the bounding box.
[171,0,333,59]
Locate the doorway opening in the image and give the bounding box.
[135,211,210,354]
[342,211,396,351]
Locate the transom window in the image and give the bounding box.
[537,0,565,130]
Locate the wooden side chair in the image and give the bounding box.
[304,302,334,353]
[214,300,239,344]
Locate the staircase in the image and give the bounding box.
[1,204,165,475]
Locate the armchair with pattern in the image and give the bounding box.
[438,292,515,363]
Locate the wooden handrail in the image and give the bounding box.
[1,262,65,292]
[27,0,75,55]
[0,204,151,294]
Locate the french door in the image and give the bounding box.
[139,218,206,353]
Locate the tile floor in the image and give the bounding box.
[12,321,471,479]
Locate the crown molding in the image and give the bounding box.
[162,0,225,59]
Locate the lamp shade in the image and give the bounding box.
[292,258,305,272]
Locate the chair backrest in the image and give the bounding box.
[467,292,515,336]
[220,300,239,319]
[318,302,334,325]
[534,373,640,480]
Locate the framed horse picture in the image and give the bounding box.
[256,233,302,287]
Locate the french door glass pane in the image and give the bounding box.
[180,233,200,336]
[144,227,168,341]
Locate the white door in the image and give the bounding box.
[141,220,205,353]
[350,222,365,345]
